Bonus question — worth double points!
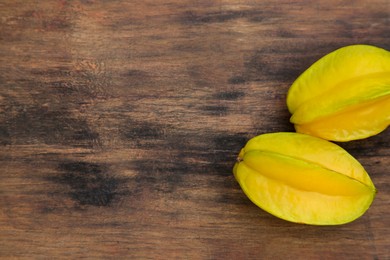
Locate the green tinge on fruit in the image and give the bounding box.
[286,44,390,141]
[233,133,376,225]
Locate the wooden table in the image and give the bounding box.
[1,1,389,259]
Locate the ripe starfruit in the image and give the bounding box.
[233,132,376,225]
[287,44,390,141]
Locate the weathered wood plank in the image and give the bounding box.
[0,0,389,259]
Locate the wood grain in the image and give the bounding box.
[0,0,389,259]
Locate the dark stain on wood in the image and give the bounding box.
[213,91,245,100]
[122,120,164,140]
[30,67,72,77]
[4,106,99,147]
[41,17,72,31]
[199,105,229,116]
[119,69,152,89]
[179,9,265,25]
[120,119,167,149]
[122,69,149,78]
[276,29,297,38]
[242,43,352,83]
[72,129,100,142]
[49,81,80,96]
[54,161,119,207]
[128,128,246,196]
[227,76,246,85]
[0,126,11,146]
[243,49,297,82]
[132,159,184,194]
[211,134,247,174]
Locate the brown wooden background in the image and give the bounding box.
[1,0,389,259]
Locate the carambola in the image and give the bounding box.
[233,133,376,225]
[287,44,390,141]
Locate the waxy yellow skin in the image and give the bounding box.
[287,45,390,141]
[233,133,376,225]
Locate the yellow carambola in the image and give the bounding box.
[287,45,390,141]
[233,133,376,225]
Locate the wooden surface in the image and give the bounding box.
[1,0,389,259]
